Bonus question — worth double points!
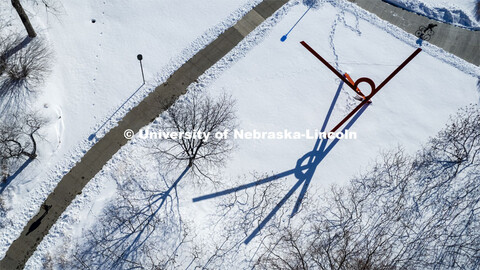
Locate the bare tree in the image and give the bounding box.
[0,36,51,115]
[66,158,202,269]
[253,105,480,270]
[152,91,237,180]
[29,0,63,16]
[195,173,301,269]
[11,0,36,38]
[0,112,46,162]
[1,37,51,95]
[52,92,238,269]
[0,25,17,77]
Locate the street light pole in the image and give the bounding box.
[137,54,145,84]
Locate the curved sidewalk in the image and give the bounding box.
[0,1,288,269]
[347,0,480,66]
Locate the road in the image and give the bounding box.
[347,0,480,66]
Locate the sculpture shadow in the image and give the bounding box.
[193,81,370,244]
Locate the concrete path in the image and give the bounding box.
[3,0,478,268]
[0,1,288,269]
[347,0,480,66]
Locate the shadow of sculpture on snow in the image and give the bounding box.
[193,81,370,244]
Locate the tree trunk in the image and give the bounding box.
[21,151,37,160]
[22,132,38,159]
[11,0,37,38]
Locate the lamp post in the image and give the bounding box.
[137,54,145,84]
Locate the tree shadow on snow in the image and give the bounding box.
[79,166,190,269]
[2,36,33,59]
[0,36,35,117]
[193,81,370,244]
[0,158,33,194]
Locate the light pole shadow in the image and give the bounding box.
[88,83,145,141]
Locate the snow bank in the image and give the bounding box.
[23,0,480,268]
[0,0,262,262]
[384,0,480,30]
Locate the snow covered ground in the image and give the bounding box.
[0,0,262,261]
[1,0,479,268]
[385,0,480,30]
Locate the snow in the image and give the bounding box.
[0,0,262,261]
[384,0,480,30]
[0,0,479,268]
[201,0,479,191]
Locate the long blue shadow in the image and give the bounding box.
[111,165,190,268]
[192,168,296,202]
[193,81,370,244]
[290,81,343,216]
[3,36,33,59]
[193,82,343,203]
[281,6,312,42]
[0,158,33,194]
[88,83,145,141]
[244,102,369,244]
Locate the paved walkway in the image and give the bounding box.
[0,1,288,269]
[3,0,479,268]
[347,0,480,66]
